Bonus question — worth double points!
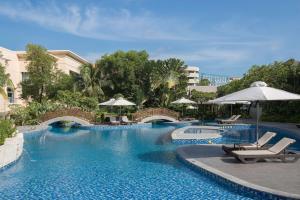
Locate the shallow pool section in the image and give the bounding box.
[0,124,254,199]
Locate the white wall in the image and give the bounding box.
[0,132,23,169]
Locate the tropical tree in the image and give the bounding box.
[21,44,57,102]
[149,58,188,107]
[0,62,14,100]
[48,70,76,99]
[0,63,9,98]
[77,63,106,100]
[96,50,149,102]
[0,63,9,87]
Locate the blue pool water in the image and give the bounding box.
[219,125,300,150]
[0,124,298,199]
[176,124,300,150]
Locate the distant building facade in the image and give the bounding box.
[200,73,241,87]
[0,46,88,114]
[183,66,240,94]
[184,66,218,94]
[184,66,200,87]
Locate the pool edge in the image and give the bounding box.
[176,145,300,200]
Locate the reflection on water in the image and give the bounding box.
[0,124,282,199]
[220,126,300,150]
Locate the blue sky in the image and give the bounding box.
[0,0,300,76]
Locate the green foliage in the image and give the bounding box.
[0,63,10,87]
[199,78,210,86]
[10,101,63,125]
[21,44,57,102]
[48,70,76,99]
[146,58,188,107]
[77,63,106,100]
[56,90,98,111]
[217,59,300,122]
[97,50,149,100]
[95,51,188,108]
[0,120,16,145]
[190,89,216,103]
[189,90,216,120]
[113,93,124,99]
[0,63,13,99]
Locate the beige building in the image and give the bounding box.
[184,66,218,94]
[0,46,88,114]
[184,66,200,87]
[188,85,218,93]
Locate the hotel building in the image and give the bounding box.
[0,46,88,114]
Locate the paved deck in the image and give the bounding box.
[177,144,300,199]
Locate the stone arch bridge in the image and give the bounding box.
[39,107,179,126]
[39,108,94,126]
[132,108,179,123]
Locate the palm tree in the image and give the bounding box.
[77,63,111,100]
[149,58,187,106]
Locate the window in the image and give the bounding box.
[22,72,29,81]
[7,87,14,103]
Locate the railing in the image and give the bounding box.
[132,108,179,122]
[39,108,95,123]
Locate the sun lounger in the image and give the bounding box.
[222,131,277,154]
[109,116,120,125]
[220,115,241,124]
[231,137,299,163]
[216,115,236,123]
[121,116,134,125]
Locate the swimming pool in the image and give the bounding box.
[0,124,297,199]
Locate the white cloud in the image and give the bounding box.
[0,1,195,41]
[150,48,250,63]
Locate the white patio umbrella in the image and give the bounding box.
[108,97,136,115]
[208,100,250,116]
[211,81,300,144]
[171,97,197,104]
[99,98,115,106]
[187,105,197,110]
[171,97,197,116]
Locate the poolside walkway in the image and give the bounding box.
[177,144,300,199]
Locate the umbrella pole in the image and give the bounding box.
[256,102,259,147]
[231,104,233,116]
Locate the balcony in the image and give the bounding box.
[187,73,199,78]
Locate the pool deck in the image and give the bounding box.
[177,144,300,199]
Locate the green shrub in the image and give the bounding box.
[0,120,16,145]
[261,113,300,123]
[10,101,63,126]
[56,90,98,111]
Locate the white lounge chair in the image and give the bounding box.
[109,116,120,125]
[231,137,299,163]
[121,116,134,125]
[216,115,236,123]
[222,131,277,154]
[220,115,241,124]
